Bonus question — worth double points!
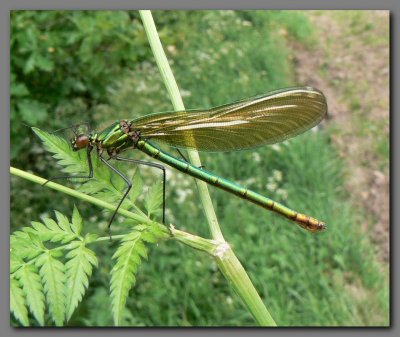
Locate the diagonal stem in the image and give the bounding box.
[139,10,276,326]
[11,166,221,256]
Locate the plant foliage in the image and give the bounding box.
[10,128,167,326]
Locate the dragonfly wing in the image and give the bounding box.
[133,87,327,152]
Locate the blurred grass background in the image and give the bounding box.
[10,10,389,326]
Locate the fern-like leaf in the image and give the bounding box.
[33,127,146,220]
[10,277,29,327]
[144,180,164,218]
[135,222,167,244]
[11,231,44,260]
[36,251,66,326]
[32,127,88,175]
[110,231,147,326]
[65,241,98,321]
[10,251,24,274]
[128,169,143,204]
[10,208,100,326]
[71,205,83,235]
[15,264,45,326]
[24,212,78,244]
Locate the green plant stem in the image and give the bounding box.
[95,235,126,242]
[10,166,223,257]
[139,10,276,327]
[169,225,221,255]
[11,167,149,224]
[139,10,224,242]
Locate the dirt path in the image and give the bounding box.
[293,11,389,261]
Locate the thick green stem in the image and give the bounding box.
[139,10,276,326]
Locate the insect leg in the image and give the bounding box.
[176,149,188,162]
[98,156,132,240]
[111,156,167,225]
[176,149,205,169]
[43,146,94,185]
[48,121,91,136]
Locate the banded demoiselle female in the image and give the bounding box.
[50,87,328,233]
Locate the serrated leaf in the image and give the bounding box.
[26,211,79,244]
[79,180,105,194]
[148,222,167,240]
[71,206,83,235]
[133,224,148,232]
[140,231,159,244]
[10,277,29,327]
[34,127,142,218]
[144,180,163,217]
[65,243,98,321]
[10,251,24,274]
[37,251,66,326]
[11,231,43,260]
[16,264,45,326]
[64,241,81,250]
[32,128,88,176]
[84,233,98,243]
[42,218,60,232]
[128,169,143,204]
[110,231,146,326]
[54,210,72,233]
[30,221,49,233]
[130,223,166,245]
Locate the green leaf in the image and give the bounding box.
[10,82,29,97]
[65,242,98,321]
[10,251,24,274]
[128,169,143,204]
[16,264,45,326]
[34,53,54,72]
[36,251,66,326]
[84,233,99,244]
[11,231,44,260]
[125,223,166,246]
[23,54,36,74]
[32,128,88,176]
[33,128,139,216]
[71,206,83,235]
[144,180,163,217]
[54,210,73,234]
[110,231,146,326]
[17,99,48,124]
[25,212,77,244]
[10,277,29,327]
[135,222,167,244]
[79,180,106,194]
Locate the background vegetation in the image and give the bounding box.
[10,10,389,326]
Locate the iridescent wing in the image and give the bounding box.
[132,87,327,152]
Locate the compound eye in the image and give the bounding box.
[74,134,89,149]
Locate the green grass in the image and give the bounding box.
[11,10,389,326]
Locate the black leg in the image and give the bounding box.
[43,146,94,185]
[111,156,166,225]
[176,148,205,170]
[49,121,91,136]
[98,156,133,240]
[176,149,189,162]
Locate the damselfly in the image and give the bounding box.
[46,87,327,233]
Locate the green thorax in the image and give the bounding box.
[95,120,132,150]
